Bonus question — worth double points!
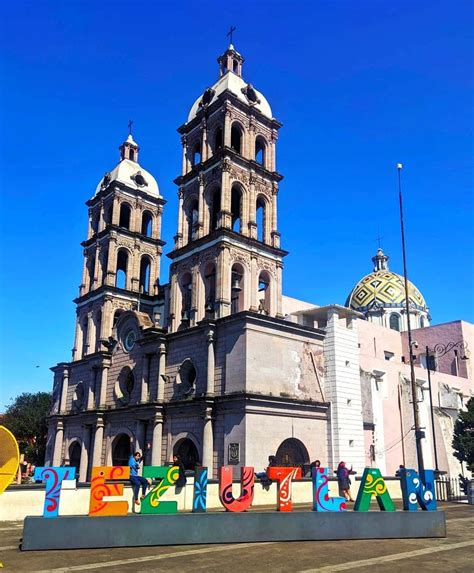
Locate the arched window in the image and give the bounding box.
[274,438,310,472]
[213,126,223,152]
[81,318,88,357]
[180,273,193,323]
[203,262,216,317]
[231,123,243,155]
[104,205,113,226]
[389,313,401,331]
[116,249,128,289]
[210,188,221,231]
[192,143,201,166]
[256,196,266,242]
[255,136,266,167]
[173,438,200,471]
[258,271,271,315]
[420,316,426,328]
[69,442,81,478]
[112,434,132,466]
[141,211,153,237]
[186,199,199,243]
[177,359,197,395]
[233,59,239,73]
[139,256,151,294]
[91,214,99,234]
[231,184,242,232]
[129,148,135,161]
[119,203,131,229]
[231,263,244,314]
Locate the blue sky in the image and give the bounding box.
[0,1,472,409]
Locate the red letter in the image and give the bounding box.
[219,466,254,512]
[266,466,302,511]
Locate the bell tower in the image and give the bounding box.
[72,132,166,361]
[168,44,286,332]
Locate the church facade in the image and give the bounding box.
[45,44,473,482]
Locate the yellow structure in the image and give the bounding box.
[0,426,19,494]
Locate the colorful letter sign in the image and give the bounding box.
[88,466,130,517]
[0,426,20,495]
[219,466,254,512]
[312,467,346,512]
[141,465,179,514]
[266,467,302,512]
[34,467,75,518]
[400,468,437,511]
[354,468,395,512]
[193,467,208,513]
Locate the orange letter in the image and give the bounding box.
[88,466,130,517]
[266,466,302,511]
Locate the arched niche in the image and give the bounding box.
[274,438,310,473]
[230,262,245,314]
[112,433,132,466]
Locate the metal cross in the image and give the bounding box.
[376,231,383,249]
[128,119,133,136]
[227,26,236,45]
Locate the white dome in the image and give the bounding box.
[187,72,273,123]
[95,159,160,198]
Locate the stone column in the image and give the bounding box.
[79,426,90,482]
[141,354,149,403]
[250,255,259,312]
[112,196,120,225]
[157,344,167,401]
[99,298,113,342]
[99,363,109,408]
[52,420,64,466]
[202,409,214,477]
[175,189,184,248]
[99,201,106,232]
[181,136,189,175]
[276,262,283,318]
[86,311,94,356]
[93,245,102,288]
[215,246,230,318]
[197,174,205,239]
[79,253,88,296]
[105,236,117,286]
[201,119,209,162]
[92,417,104,468]
[248,174,257,239]
[206,328,215,396]
[59,368,69,414]
[87,367,96,410]
[271,184,278,234]
[72,316,82,361]
[191,261,200,325]
[155,205,163,241]
[169,272,179,333]
[151,415,164,466]
[223,105,232,147]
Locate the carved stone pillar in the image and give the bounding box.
[248,174,257,239]
[151,415,164,466]
[206,328,215,396]
[105,236,117,286]
[250,255,259,312]
[181,136,189,175]
[276,262,284,318]
[73,316,82,361]
[93,245,101,288]
[52,420,64,466]
[202,409,214,477]
[174,188,184,248]
[112,196,120,226]
[157,344,166,401]
[223,104,232,147]
[87,367,96,410]
[140,354,150,403]
[86,311,94,356]
[59,368,69,414]
[215,246,231,317]
[197,173,205,239]
[92,417,104,468]
[79,426,90,482]
[99,363,110,408]
[201,119,209,162]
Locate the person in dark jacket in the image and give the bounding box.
[337,461,356,502]
[129,451,149,506]
[173,454,187,489]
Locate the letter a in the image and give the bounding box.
[354,468,395,512]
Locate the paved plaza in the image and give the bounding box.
[0,502,472,572]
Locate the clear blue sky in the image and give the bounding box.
[0,1,472,409]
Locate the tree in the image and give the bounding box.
[3,392,51,466]
[452,397,474,472]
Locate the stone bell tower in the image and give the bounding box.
[168,43,286,332]
[72,132,166,361]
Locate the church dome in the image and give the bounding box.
[94,134,161,198]
[187,44,273,123]
[346,249,428,314]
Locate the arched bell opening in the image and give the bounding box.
[115,249,129,289]
[119,203,132,230]
[231,184,243,233]
[185,198,199,244]
[179,272,193,325]
[202,262,216,318]
[139,256,152,294]
[141,211,153,237]
[230,263,245,315]
[255,136,267,168]
[231,123,243,155]
[256,195,267,243]
[213,126,223,154]
[257,270,272,316]
[209,187,221,232]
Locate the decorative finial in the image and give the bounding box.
[227,25,236,46]
[377,231,383,250]
[128,119,133,136]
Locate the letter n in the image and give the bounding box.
[400,468,437,511]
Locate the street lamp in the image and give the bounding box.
[425,341,469,476]
[397,164,425,475]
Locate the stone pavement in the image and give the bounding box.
[0,502,472,572]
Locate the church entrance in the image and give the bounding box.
[173,438,200,471]
[274,438,310,474]
[69,441,81,478]
[112,434,131,466]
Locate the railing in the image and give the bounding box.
[436,476,468,502]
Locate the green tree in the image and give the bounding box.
[452,397,474,472]
[3,392,51,466]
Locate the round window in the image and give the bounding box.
[124,330,136,352]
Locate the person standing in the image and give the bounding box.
[337,461,356,502]
[129,451,149,506]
